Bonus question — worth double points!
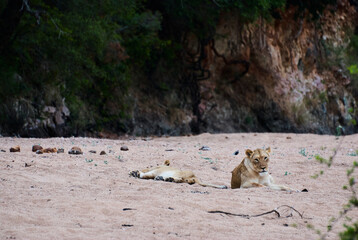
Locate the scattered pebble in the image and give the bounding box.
[32,145,43,152]
[36,148,57,154]
[233,150,240,155]
[42,148,57,153]
[1,149,6,152]
[24,163,32,167]
[286,136,292,139]
[10,146,20,152]
[301,188,308,192]
[120,146,129,151]
[123,208,136,211]
[142,137,152,141]
[89,150,97,154]
[165,149,174,151]
[122,224,133,227]
[57,148,64,153]
[191,190,209,194]
[100,151,106,155]
[283,224,289,227]
[68,147,83,155]
[199,146,210,151]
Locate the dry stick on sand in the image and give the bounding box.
[208,205,306,219]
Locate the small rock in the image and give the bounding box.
[42,148,57,153]
[32,145,43,152]
[142,137,153,141]
[36,150,43,154]
[54,110,65,125]
[68,147,83,155]
[121,224,133,227]
[89,150,97,154]
[199,146,210,151]
[283,224,289,227]
[43,106,56,114]
[123,208,136,211]
[165,149,174,151]
[57,148,64,153]
[301,188,308,192]
[120,146,129,151]
[36,148,57,154]
[286,136,292,139]
[10,146,20,152]
[1,149,6,152]
[233,150,240,155]
[25,163,31,167]
[190,190,209,194]
[100,151,106,155]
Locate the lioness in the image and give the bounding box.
[231,147,297,191]
[129,160,227,189]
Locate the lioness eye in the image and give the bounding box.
[264,157,268,161]
[254,159,259,162]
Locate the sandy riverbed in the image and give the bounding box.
[1,133,357,239]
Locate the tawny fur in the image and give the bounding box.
[231,147,297,191]
[130,160,227,189]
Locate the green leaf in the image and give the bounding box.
[348,65,358,75]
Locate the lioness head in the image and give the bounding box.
[245,147,271,174]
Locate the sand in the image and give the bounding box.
[1,133,357,239]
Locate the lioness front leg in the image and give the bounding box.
[268,183,298,192]
[241,181,265,188]
[129,167,155,178]
[267,176,298,192]
[129,170,157,179]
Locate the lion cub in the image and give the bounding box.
[130,160,227,189]
[231,147,296,191]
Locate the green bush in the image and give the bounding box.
[340,222,358,240]
[0,0,165,132]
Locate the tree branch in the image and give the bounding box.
[208,205,306,219]
[20,0,42,25]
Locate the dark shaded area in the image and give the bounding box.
[0,0,357,137]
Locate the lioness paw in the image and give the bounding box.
[165,177,175,182]
[186,179,196,185]
[129,170,140,178]
[154,176,164,181]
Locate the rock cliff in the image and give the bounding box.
[127,0,358,135]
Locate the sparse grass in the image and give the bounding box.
[299,148,307,157]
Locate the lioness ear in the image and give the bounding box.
[266,147,271,153]
[245,149,253,158]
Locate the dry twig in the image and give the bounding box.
[208,205,306,219]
